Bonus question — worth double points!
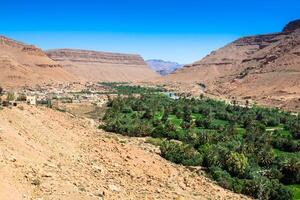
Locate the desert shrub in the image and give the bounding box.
[17,94,27,101]
[6,92,15,101]
[145,137,164,146]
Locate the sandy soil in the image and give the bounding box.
[0,104,251,200]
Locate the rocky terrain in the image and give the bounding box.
[146,59,183,75]
[47,49,159,82]
[164,20,300,111]
[0,36,76,88]
[0,104,250,200]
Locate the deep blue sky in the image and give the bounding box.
[1,0,299,63]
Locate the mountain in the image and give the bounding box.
[146,59,183,75]
[165,19,300,111]
[0,36,76,88]
[47,49,160,82]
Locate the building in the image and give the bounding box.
[26,96,37,105]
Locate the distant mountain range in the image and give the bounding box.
[146,59,183,76]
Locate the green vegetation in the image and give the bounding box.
[289,185,300,200]
[98,82,165,95]
[6,92,15,101]
[145,137,164,146]
[102,92,300,199]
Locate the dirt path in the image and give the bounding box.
[0,105,251,200]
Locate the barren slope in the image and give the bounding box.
[0,36,76,88]
[164,20,300,110]
[0,105,250,200]
[47,49,159,82]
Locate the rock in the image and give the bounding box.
[9,156,17,162]
[94,190,105,199]
[108,184,121,193]
[41,172,53,178]
[92,165,105,173]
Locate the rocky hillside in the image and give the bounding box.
[0,36,75,88]
[146,59,183,75]
[165,20,300,111]
[47,49,159,82]
[0,104,250,200]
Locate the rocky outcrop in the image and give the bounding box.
[47,49,159,82]
[0,36,48,57]
[164,20,300,111]
[47,49,146,65]
[146,59,183,76]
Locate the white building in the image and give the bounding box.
[26,96,37,105]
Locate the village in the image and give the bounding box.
[0,81,256,112]
[0,82,111,110]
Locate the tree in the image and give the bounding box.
[256,147,274,167]
[160,141,203,166]
[161,110,169,123]
[181,121,192,129]
[280,157,300,184]
[226,152,249,177]
[243,177,292,200]
[183,105,192,123]
[142,108,153,119]
[151,121,165,138]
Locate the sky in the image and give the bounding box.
[1,0,299,63]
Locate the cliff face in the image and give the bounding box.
[146,59,183,76]
[47,49,147,65]
[0,36,75,88]
[47,49,159,82]
[165,20,300,111]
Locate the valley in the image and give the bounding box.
[0,16,299,200]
